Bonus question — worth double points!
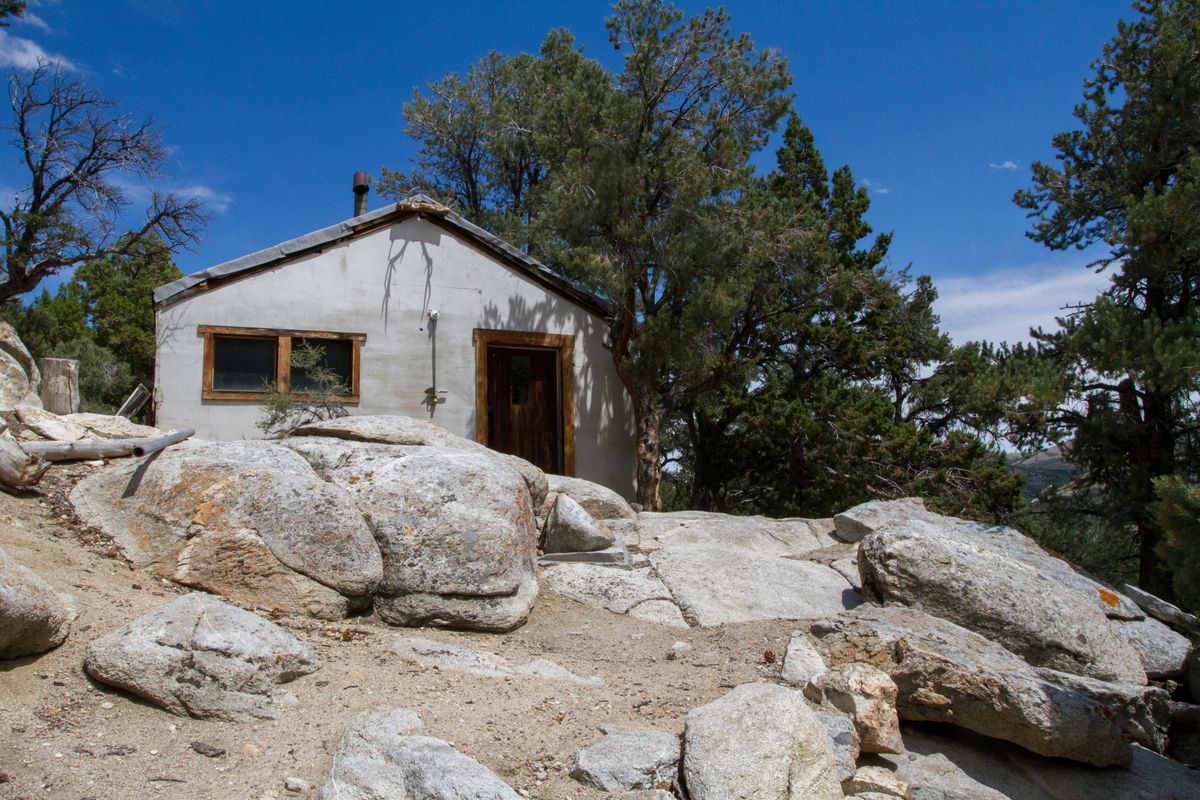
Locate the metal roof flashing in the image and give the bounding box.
[153,196,611,318]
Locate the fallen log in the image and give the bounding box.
[20,428,195,463]
[0,434,49,488]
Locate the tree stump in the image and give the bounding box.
[39,358,79,415]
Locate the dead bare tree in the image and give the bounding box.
[0,62,207,303]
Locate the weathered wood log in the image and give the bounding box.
[116,383,150,419]
[20,428,195,462]
[38,358,79,415]
[0,434,49,488]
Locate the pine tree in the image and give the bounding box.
[1014,0,1200,598]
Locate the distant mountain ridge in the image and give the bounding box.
[1008,445,1079,498]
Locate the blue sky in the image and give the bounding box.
[0,0,1134,344]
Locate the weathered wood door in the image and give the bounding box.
[486,346,562,474]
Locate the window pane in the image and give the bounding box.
[292,338,353,394]
[511,354,530,406]
[212,337,276,392]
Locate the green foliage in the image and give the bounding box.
[0,1,26,25]
[663,113,1023,522]
[384,1,1017,515]
[48,336,134,413]
[1,236,181,413]
[1011,489,1140,589]
[72,236,181,383]
[384,1,792,508]
[1154,476,1200,611]
[1010,0,1200,597]
[255,342,350,435]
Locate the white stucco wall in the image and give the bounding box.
[155,216,636,497]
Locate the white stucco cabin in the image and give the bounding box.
[153,194,636,496]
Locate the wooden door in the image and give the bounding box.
[486,346,562,474]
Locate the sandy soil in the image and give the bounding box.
[0,464,800,800]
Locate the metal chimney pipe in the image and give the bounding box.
[352,171,369,217]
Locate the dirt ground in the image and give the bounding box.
[0,464,800,800]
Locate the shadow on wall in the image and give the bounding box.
[381,223,441,333]
[480,293,634,481]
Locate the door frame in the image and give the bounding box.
[473,328,576,476]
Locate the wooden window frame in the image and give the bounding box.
[473,328,575,477]
[199,325,365,403]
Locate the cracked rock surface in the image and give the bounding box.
[84,592,321,721]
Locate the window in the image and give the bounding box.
[199,325,365,402]
[292,337,354,393]
[510,353,531,406]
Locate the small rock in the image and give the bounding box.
[812,709,859,783]
[781,631,827,692]
[318,708,518,799]
[683,683,842,800]
[546,474,636,520]
[190,740,226,758]
[284,776,311,793]
[833,498,930,543]
[544,494,615,553]
[844,765,911,799]
[570,726,680,792]
[816,663,904,755]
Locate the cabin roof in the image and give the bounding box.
[153,194,611,318]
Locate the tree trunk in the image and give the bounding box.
[1138,520,1174,600]
[1135,386,1177,600]
[632,392,663,511]
[38,358,79,415]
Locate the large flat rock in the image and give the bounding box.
[836,500,1141,620]
[392,636,602,685]
[634,511,831,555]
[650,543,858,626]
[859,516,1146,684]
[542,563,675,615]
[880,723,1200,800]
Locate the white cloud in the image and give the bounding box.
[174,185,231,214]
[18,12,51,32]
[862,178,890,196]
[0,29,73,70]
[989,160,1020,170]
[933,261,1111,344]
